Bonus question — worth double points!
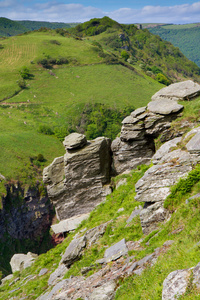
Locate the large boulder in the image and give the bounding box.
[43,136,112,221]
[135,133,200,234]
[10,252,38,273]
[152,80,200,102]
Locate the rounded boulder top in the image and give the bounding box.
[151,80,200,102]
[63,132,87,150]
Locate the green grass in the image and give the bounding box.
[0,30,163,182]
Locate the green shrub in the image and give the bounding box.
[19,66,32,79]
[156,73,171,86]
[17,78,26,89]
[38,124,54,135]
[121,50,130,61]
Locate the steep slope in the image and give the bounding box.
[1,93,200,298]
[149,24,200,67]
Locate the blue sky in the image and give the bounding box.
[1,0,200,23]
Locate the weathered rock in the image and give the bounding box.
[51,213,90,234]
[152,80,200,102]
[1,274,13,285]
[111,137,154,174]
[103,238,128,263]
[131,106,147,117]
[148,99,183,115]
[126,206,142,224]
[152,137,182,164]
[135,136,200,233]
[38,268,48,277]
[139,202,169,234]
[116,178,127,189]
[186,131,200,153]
[89,280,116,300]
[10,252,38,273]
[193,262,200,289]
[84,223,107,248]
[60,235,86,267]
[0,182,52,243]
[63,132,87,150]
[162,268,192,300]
[44,136,112,221]
[48,264,68,286]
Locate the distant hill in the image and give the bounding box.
[148,23,200,67]
[0,17,78,36]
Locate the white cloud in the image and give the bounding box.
[110,2,200,24]
[1,1,200,24]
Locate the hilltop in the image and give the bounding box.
[0,17,77,36]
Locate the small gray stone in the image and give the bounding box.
[48,264,68,286]
[131,107,147,117]
[89,280,116,300]
[51,213,90,234]
[61,235,86,267]
[63,133,87,150]
[122,116,138,124]
[147,99,183,115]
[186,132,200,153]
[1,274,13,284]
[126,206,142,224]
[104,238,128,262]
[38,268,48,277]
[116,178,127,189]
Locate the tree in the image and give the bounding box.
[121,50,129,61]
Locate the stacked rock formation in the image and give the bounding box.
[111,100,183,174]
[43,133,112,221]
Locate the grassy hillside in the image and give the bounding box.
[149,24,200,67]
[0,17,199,187]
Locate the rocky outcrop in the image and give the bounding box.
[10,252,38,273]
[43,134,112,221]
[162,262,200,299]
[37,239,174,300]
[111,102,183,174]
[151,80,200,102]
[0,182,52,240]
[135,132,200,234]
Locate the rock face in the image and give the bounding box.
[43,135,112,221]
[111,102,183,174]
[0,182,52,241]
[135,132,200,234]
[151,80,200,102]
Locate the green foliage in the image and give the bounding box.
[164,164,200,211]
[37,56,68,68]
[38,125,54,135]
[149,25,200,67]
[121,50,130,61]
[156,73,171,85]
[17,78,26,89]
[19,66,32,79]
[70,16,121,37]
